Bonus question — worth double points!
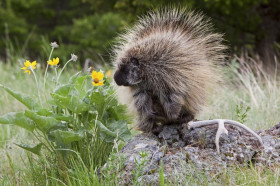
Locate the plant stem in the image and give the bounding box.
[55,67,58,86]
[43,47,54,90]
[33,130,54,153]
[57,59,72,85]
[31,68,42,106]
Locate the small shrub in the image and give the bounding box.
[0,42,131,183]
[235,103,250,124]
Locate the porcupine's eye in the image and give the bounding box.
[114,58,142,86]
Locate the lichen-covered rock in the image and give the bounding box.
[112,122,280,185]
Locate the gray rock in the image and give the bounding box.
[112,122,280,185]
[137,174,160,185]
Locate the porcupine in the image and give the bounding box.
[112,8,226,133]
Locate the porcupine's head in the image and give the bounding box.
[113,34,181,91]
[113,56,142,86]
[113,41,167,89]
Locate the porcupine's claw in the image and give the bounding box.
[188,119,263,154]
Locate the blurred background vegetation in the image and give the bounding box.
[0,0,279,67]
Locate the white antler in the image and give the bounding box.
[188,119,263,154]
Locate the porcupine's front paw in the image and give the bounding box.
[152,124,164,135]
[178,112,194,124]
[160,93,183,122]
[136,118,155,134]
[163,102,181,121]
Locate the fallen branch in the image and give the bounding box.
[188,119,263,154]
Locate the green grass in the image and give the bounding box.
[1,56,280,185]
[0,63,36,183]
[199,57,280,130]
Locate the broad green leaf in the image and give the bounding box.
[51,93,89,114]
[53,84,72,96]
[106,120,131,142]
[95,120,118,141]
[95,120,131,142]
[53,115,75,123]
[0,112,35,131]
[36,109,74,123]
[16,143,43,155]
[69,71,82,84]
[50,130,84,145]
[88,91,106,117]
[51,75,91,113]
[54,74,89,96]
[0,84,40,110]
[36,108,53,116]
[25,110,63,133]
[73,75,90,97]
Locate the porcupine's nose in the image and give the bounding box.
[114,70,129,86]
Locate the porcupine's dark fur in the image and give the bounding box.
[112,7,226,133]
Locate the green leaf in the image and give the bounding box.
[15,143,43,155]
[50,130,84,145]
[53,84,71,96]
[35,109,74,123]
[36,108,53,116]
[53,115,75,123]
[106,120,131,142]
[73,75,90,97]
[95,120,131,142]
[51,93,89,114]
[95,120,117,139]
[52,79,90,114]
[0,112,35,131]
[25,110,63,133]
[54,74,89,97]
[88,91,106,117]
[69,71,82,84]
[0,84,40,110]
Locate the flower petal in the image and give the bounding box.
[95,80,104,86]
[24,70,31,75]
[99,80,104,84]
[24,60,31,67]
[91,71,98,79]
[97,71,104,80]
[55,57,59,64]
[31,61,37,66]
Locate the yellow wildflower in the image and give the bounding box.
[21,60,37,75]
[91,70,104,86]
[48,57,59,66]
